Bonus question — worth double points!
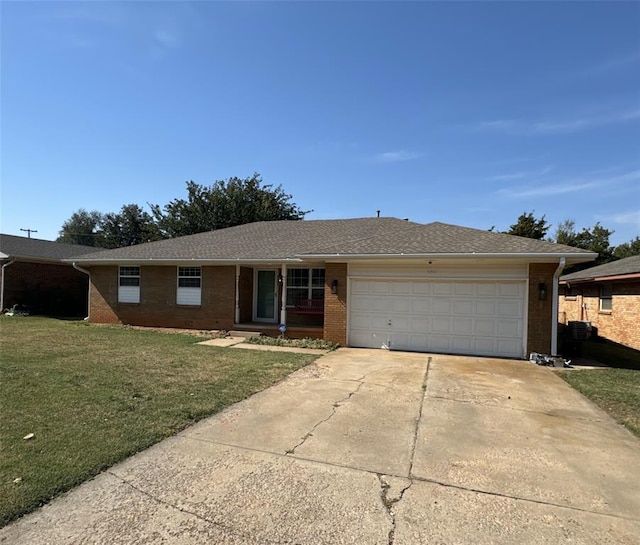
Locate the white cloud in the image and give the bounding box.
[487,165,553,182]
[604,210,640,227]
[499,169,640,198]
[475,107,640,135]
[373,150,424,163]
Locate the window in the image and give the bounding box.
[177,267,201,305]
[119,267,140,303]
[599,283,612,312]
[286,268,325,306]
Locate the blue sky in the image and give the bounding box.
[2,1,639,246]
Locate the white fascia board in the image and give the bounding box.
[0,252,9,259]
[62,257,305,266]
[301,252,598,262]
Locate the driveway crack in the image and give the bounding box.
[104,471,266,542]
[378,474,412,545]
[285,381,365,455]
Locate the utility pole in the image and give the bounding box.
[20,228,38,238]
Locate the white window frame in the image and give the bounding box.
[285,268,325,307]
[118,266,140,304]
[599,283,612,312]
[177,266,202,306]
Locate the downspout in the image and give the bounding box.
[551,257,566,356]
[1,260,16,312]
[73,262,91,320]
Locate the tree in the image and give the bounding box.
[151,173,309,238]
[506,211,550,240]
[554,219,615,264]
[57,209,104,246]
[100,204,163,249]
[613,236,640,259]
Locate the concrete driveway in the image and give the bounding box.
[2,349,640,544]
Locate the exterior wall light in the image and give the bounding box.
[331,279,339,294]
[277,274,283,286]
[538,282,547,301]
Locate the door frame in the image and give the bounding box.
[253,268,279,322]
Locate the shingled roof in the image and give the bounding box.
[561,255,640,282]
[67,218,596,264]
[0,234,102,262]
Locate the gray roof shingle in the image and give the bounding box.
[67,218,596,263]
[561,255,640,282]
[0,234,103,262]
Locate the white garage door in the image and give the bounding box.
[349,280,525,358]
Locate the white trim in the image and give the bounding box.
[280,264,287,325]
[234,264,240,324]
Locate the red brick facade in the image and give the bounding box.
[89,265,236,330]
[87,261,560,357]
[2,260,89,316]
[527,263,557,355]
[323,263,348,346]
[558,280,640,351]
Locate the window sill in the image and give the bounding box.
[598,310,612,315]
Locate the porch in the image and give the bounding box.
[235,265,326,331]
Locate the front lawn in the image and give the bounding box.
[0,317,318,527]
[559,369,640,438]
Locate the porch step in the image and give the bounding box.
[229,330,263,338]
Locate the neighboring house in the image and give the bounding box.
[67,218,596,359]
[0,234,101,317]
[559,255,640,351]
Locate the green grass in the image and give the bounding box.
[559,369,640,438]
[0,317,318,527]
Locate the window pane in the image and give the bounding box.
[311,268,325,287]
[178,267,201,277]
[311,288,324,300]
[287,288,308,306]
[120,266,140,277]
[287,269,309,287]
[120,277,140,287]
[178,277,201,288]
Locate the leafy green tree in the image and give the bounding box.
[506,211,550,240]
[100,204,163,249]
[57,209,104,246]
[151,173,309,238]
[613,236,640,259]
[554,219,615,264]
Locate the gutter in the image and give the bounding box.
[1,260,16,312]
[73,262,91,321]
[551,257,566,356]
[300,252,598,261]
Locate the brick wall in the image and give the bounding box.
[2,260,89,316]
[527,263,557,355]
[323,263,347,345]
[558,281,640,351]
[89,265,236,330]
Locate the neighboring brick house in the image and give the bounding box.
[559,255,640,351]
[68,218,596,359]
[0,234,101,317]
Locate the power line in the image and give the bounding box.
[20,228,38,238]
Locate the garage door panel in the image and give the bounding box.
[453,300,473,314]
[349,279,524,358]
[498,301,522,317]
[453,318,473,335]
[476,300,496,315]
[412,299,431,313]
[391,298,411,313]
[475,319,496,336]
[432,299,451,314]
[411,283,432,295]
[433,283,453,295]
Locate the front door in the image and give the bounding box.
[254,269,278,322]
